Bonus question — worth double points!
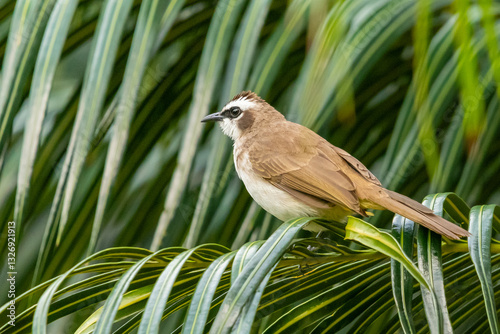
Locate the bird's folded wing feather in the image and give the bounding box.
[248,128,365,215]
[333,146,382,186]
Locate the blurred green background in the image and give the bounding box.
[0,0,499,332]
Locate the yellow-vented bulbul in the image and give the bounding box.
[201,91,469,240]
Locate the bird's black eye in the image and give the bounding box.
[229,106,241,118]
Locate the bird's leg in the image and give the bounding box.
[297,263,311,275]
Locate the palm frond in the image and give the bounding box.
[1,0,499,332]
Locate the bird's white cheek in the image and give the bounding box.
[219,119,241,140]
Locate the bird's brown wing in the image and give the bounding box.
[248,126,366,215]
[333,146,382,186]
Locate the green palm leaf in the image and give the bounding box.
[468,205,500,333]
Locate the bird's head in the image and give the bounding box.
[201,91,284,140]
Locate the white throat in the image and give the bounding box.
[219,118,241,141]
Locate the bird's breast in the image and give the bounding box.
[233,146,317,221]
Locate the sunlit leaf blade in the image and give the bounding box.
[0,0,31,106]
[89,0,184,255]
[468,205,500,334]
[418,195,453,333]
[182,252,235,334]
[231,241,263,284]
[92,249,170,334]
[2,192,499,332]
[184,0,271,248]
[33,248,153,334]
[417,227,451,333]
[138,245,225,334]
[346,216,443,333]
[15,0,78,232]
[32,0,134,288]
[391,215,416,334]
[150,0,247,251]
[0,248,154,322]
[248,0,311,95]
[232,264,275,334]
[76,285,153,334]
[0,0,57,162]
[210,218,313,334]
[346,217,425,289]
[57,0,134,244]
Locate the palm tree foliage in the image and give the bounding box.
[0,0,499,332]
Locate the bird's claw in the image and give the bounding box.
[307,245,319,252]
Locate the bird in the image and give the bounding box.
[201,91,470,240]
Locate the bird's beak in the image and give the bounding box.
[201,112,223,123]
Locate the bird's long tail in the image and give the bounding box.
[374,189,470,240]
